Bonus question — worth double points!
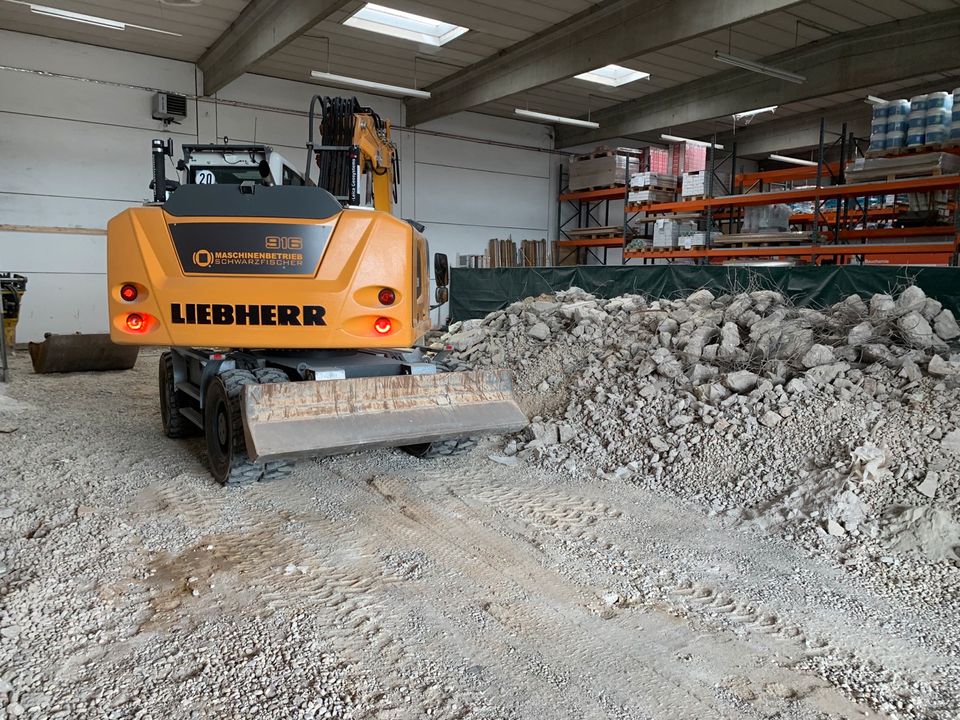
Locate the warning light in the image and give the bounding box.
[120,284,138,302]
[378,287,396,305]
[374,317,392,335]
[126,313,145,332]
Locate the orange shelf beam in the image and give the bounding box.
[559,187,625,202]
[736,162,841,186]
[624,240,957,261]
[556,237,624,247]
[836,226,954,240]
[626,175,960,214]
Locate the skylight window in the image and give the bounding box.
[343,3,469,47]
[574,64,650,87]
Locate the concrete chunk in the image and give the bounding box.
[897,311,936,348]
[934,309,960,341]
[527,322,551,341]
[801,343,836,369]
[760,410,783,427]
[724,370,759,393]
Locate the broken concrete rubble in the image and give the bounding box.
[440,285,960,572]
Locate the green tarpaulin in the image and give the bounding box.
[449,265,960,321]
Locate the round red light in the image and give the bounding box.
[126,313,145,332]
[373,317,392,335]
[120,284,138,302]
[378,288,396,305]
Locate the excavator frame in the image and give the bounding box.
[109,97,526,486]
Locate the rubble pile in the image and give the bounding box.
[442,285,960,561]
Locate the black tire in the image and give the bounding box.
[402,436,479,459]
[204,369,263,486]
[159,352,196,438]
[252,367,297,482]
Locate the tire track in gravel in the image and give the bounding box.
[421,461,950,718]
[346,472,739,719]
[124,485,481,720]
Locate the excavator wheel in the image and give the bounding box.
[159,351,198,438]
[204,369,263,487]
[402,437,479,459]
[252,367,297,482]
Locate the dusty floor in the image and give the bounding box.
[0,350,956,719]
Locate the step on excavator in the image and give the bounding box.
[106,96,527,485]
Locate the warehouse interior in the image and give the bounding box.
[1,1,959,718]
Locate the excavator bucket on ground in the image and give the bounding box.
[241,368,528,462]
[28,333,139,374]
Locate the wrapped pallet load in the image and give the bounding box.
[743,204,792,234]
[952,87,960,143]
[885,99,910,152]
[906,94,928,148]
[924,92,952,146]
[568,148,640,191]
[868,100,889,155]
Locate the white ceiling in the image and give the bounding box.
[1,0,958,142]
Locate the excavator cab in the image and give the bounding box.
[180,145,306,187]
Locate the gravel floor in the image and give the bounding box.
[0,349,956,719]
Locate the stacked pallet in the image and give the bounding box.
[568,148,640,191]
[681,171,730,199]
[628,172,676,205]
[867,88,960,155]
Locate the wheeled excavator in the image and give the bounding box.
[106,97,527,485]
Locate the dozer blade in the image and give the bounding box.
[241,369,528,462]
[28,333,139,374]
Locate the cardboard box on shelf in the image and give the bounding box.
[629,172,677,189]
[743,204,792,233]
[679,230,722,248]
[653,219,697,248]
[670,143,708,176]
[681,171,730,198]
[569,151,641,191]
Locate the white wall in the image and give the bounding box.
[0,30,557,340]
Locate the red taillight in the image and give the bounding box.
[378,287,396,305]
[374,317,392,335]
[120,284,138,302]
[126,313,145,332]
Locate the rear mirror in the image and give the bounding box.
[435,286,449,305]
[434,252,449,287]
[258,160,271,180]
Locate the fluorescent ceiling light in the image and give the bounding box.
[343,3,468,46]
[310,70,430,99]
[865,95,888,105]
[769,154,818,167]
[514,109,598,128]
[660,134,723,150]
[23,2,181,35]
[714,51,805,84]
[732,105,777,120]
[574,64,650,87]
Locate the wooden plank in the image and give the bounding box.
[0,225,106,236]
